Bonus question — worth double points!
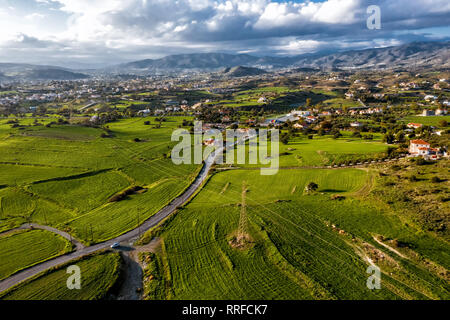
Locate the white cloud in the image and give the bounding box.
[0,0,445,65]
[276,39,322,54]
[25,13,46,20]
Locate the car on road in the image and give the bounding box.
[110,242,120,249]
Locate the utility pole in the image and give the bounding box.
[137,208,141,239]
[69,232,73,247]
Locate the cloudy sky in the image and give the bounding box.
[0,0,449,68]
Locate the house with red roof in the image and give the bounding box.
[407,123,423,129]
[409,139,445,160]
[409,139,430,156]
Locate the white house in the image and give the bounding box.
[137,109,151,116]
[436,108,448,115]
[289,110,310,117]
[424,95,437,101]
[258,97,268,103]
[408,140,442,160]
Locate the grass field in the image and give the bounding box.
[0,117,200,243]
[221,134,389,168]
[402,115,449,127]
[0,112,448,300]
[0,251,122,300]
[0,229,72,280]
[140,168,450,300]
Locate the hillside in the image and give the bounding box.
[109,41,450,73]
[0,63,89,81]
[221,66,268,77]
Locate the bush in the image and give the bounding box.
[431,176,441,183]
[144,121,151,125]
[415,157,428,165]
[305,182,319,192]
[333,132,342,139]
[438,120,448,127]
[109,186,145,202]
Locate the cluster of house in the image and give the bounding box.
[399,82,421,90]
[0,95,20,106]
[409,139,447,160]
[421,108,448,116]
[349,107,384,115]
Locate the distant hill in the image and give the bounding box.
[221,66,267,77]
[292,41,450,70]
[0,63,89,81]
[1,41,449,79]
[108,53,292,73]
[109,41,449,73]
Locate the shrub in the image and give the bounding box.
[438,120,448,127]
[431,176,441,183]
[415,157,428,165]
[305,182,319,192]
[109,186,145,202]
[333,132,342,139]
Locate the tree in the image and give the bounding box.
[382,132,395,144]
[305,98,312,108]
[333,131,342,139]
[395,131,405,143]
[431,176,441,183]
[438,120,448,128]
[305,182,319,192]
[280,133,290,145]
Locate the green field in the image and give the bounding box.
[140,168,450,299]
[0,229,72,280]
[0,251,121,300]
[0,117,200,243]
[221,134,389,168]
[402,115,449,127]
[0,110,448,300]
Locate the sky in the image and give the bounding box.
[0,0,449,68]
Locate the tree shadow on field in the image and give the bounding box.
[319,189,345,193]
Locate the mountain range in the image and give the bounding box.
[108,41,449,73]
[0,41,448,81]
[0,63,90,81]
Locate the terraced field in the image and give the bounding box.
[0,117,200,243]
[0,113,448,300]
[0,251,121,300]
[223,134,389,168]
[402,115,449,127]
[0,229,72,280]
[141,168,450,300]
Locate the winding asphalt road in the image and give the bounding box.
[0,146,222,294]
